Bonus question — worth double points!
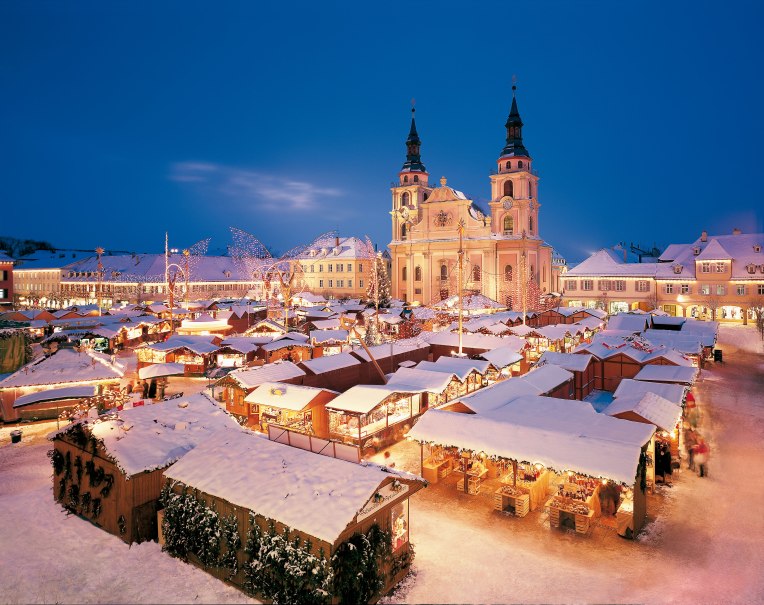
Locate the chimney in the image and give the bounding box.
[701,230,708,242]
[733,228,742,235]
[335,236,340,247]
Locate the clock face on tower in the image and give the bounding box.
[502,199,513,210]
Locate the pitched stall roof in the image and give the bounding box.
[164,428,422,545]
[0,349,125,389]
[326,384,414,415]
[52,393,241,476]
[245,382,337,410]
[536,351,593,373]
[603,391,682,433]
[633,365,698,385]
[408,405,654,485]
[612,378,685,407]
[222,361,307,389]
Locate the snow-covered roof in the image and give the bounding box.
[223,361,306,389]
[351,338,431,362]
[575,334,693,366]
[452,378,541,414]
[641,330,704,355]
[0,349,125,389]
[536,351,593,373]
[654,232,764,280]
[520,364,573,394]
[163,428,420,544]
[300,352,361,374]
[416,357,491,380]
[573,316,605,331]
[566,249,659,278]
[218,336,269,354]
[694,238,732,261]
[309,319,341,330]
[633,365,698,385]
[534,324,574,341]
[507,324,536,337]
[427,332,508,351]
[54,393,241,477]
[477,345,524,368]
[142,335,220,355]
[386,366,455,393]
[326,384,414,415]
[432,293,504,311]
[612,378,685,407]
[679,319,719,347]
[260,339,310,352]
[607,314,651,333]
[138,362,186,380]
[310,329,349,345]
[244,382,337,411]
[13,385,97,408]
[408,404,654,484]
[603,391,682,433]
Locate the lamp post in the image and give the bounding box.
[457,219,466,356]
[95,247,104,317]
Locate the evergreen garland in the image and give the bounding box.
[74,455,84,483]
[81,491,92,514]
[99,473,114,498]
[92,498,102,519]
[58,478,67,502]
[67,483,80,510]
[118,515,127,535]
[63,451,71,482]
[219,514,241,579]
[331,523,391,605]
[243,516,332,605]
[48,449,64,475]
[160,484,222,568]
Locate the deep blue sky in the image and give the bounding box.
[1,1,762,264]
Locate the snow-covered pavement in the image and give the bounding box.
[1,325,762,604]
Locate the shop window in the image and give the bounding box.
[503,215,514,234]
[391,501,409,551]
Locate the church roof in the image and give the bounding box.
[425,177,467,203]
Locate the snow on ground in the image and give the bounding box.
[0,431,256,604]
[1,326,763,604]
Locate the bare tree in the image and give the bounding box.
[748,294,764,341]
[705,292,723,321]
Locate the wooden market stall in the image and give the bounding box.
[160,428,425,603]
[136,335,221,376]
[325,384,423,453]
[244,382,337,436]
[536,352,596,400]
[407,397,654,538]
[48,393,240,544]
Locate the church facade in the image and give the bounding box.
[388,91,564,306]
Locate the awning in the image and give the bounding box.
[13,385,98,408]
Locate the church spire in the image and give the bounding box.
[500,84,530,159]
[401,102,427,174]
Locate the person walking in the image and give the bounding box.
[685,429,698,471]
[695,438,710,478]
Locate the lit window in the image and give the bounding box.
[391,501,409,551]
[665,284,674,294]
[700,284,710,295]
[736,285,746,295]
[715,262,725,273]
[716,284,725,295]
[503,215,514,234]
[701,262,711,273]
[680,284,690,294]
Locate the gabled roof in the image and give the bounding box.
[222,361,306,389]
[0,349,125,389]
[244,382,337,410]
[326,384,414,415]
[300,352,360,374]
[415,357,491,381]
[694,238,732,261]
[612,378,685,407]
[603,391,682,433]
[537,351,593,373]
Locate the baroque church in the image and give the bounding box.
[388,89,565,306]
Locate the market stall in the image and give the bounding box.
[245,382,337,437]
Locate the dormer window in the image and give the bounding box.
[754,244,761,253]
[746,263,756,274]
[673,264,683,274]
[693,247,701,256]
[224,271,231,278]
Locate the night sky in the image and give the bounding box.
[2,1,762,264]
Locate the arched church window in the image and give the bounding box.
[518,160,523,169]
[402,266,407,281]
[504,265,513,282]
[413,175,419,183]
[503,215,514,234]
[506,161,511,170]
[440,264,448,280]
[404,175,409,183]
[529,215,534,233]
[415,266,422,281]
[401,224,407,240]
[472,265,481,282]
[503,180,513,197]
[401,192,410,207]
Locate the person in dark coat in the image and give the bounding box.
[148,378,157,399]
[659,442,673,486]
[141,379,149,399]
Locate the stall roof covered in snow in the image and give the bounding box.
[53,393,240,476]
[386,366,455,393]
[477,345,524,368]
[300,352,360,374]
[607,314,652,333]
[408,404,654,484]
[451,378,541,414]
[222,361,306,390]
[351,338,430,362]
[415,357,491,380]
[634,365,698,385]
[218,336,268,354]
[13,385,97,408]
[309,329,349,345]
[520,364,573,394]
[143,335,220,355]
[613,378,685,406]
[163,428,421,545]
[138,363,186,380]
[0,349,125,389]
[603,391,682,433]
[326,384,414,415]
[536,351,593,373]
[640,330,703,355]
[244,382,337,410]
[427,332,508,351]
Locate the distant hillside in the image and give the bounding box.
[0,236,55,258]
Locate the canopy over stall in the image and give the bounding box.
[138,362,186,380]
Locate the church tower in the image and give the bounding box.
[391,105,431,243]
[489,86,541,239]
